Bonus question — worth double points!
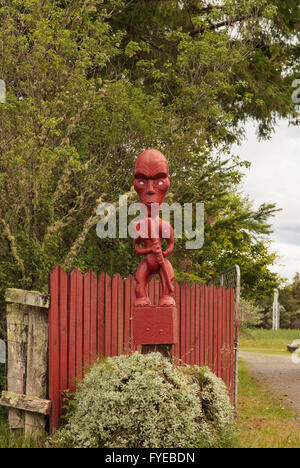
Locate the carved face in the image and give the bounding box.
[134,149,170,213]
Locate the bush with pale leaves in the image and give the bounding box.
[50,352,236,448]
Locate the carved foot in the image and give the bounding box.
[159,295,175,307]
[134,296,151,307]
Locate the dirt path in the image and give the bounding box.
[239,350,300,418]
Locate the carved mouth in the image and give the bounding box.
[141,198,161,205]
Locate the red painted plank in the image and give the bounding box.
[83,271,91,365]
[204,286,210,367]
[59,268,68,419]
[180,283,186,362]
[69,270,78,393]
[49,266,60,433]
[117,274,124,355]
[204,286,209,368]
[111,274,119,356]
[225,288,230,387]
[209,286,215,371]
[228,288,232,389]
[190,284,196,366]
[216,287,223,379]
[212,285,218,374]
[90,271,97,362]
[97,273,105,357]
[229,287,235,399]
[185,284,191,364]
[222,287,226,383]
[124,276,131,354]
[173,281,180,363]
[226,288,231,391]
[220,287,225,383]
[130,276,136,351]
[199,285,205,366]
[104,273,112,356]
[228,288,233,391]
[75,270,84,381]
[194,285,200,366]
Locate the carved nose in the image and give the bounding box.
[146,180,155,194]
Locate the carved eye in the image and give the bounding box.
[139,180,145,185]
[158,181,164,186]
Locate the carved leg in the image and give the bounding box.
[159,259,175,306]
[135,259,151,306]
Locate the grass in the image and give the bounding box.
[0,406,45,448]
[239,328,300,355]
[237,358,300,448]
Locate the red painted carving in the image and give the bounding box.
[133,149,175,308]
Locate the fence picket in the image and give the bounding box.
[69,270,78,392]
[124,276,131,354]
[190,284,196,366]
[173,281,180,363]
[194,285,200,366]
[83,272,91,365]
[185,284,191,364]
[104,273,112,357]
[229,288,235,399]
[199,285,205,366]
[117,274,124,355]
[59,268,68,417]
[90,272,97,363]
[97,273,105,357]
[180,283,186,362]
[213,285,218,374]
[111,274,119,357]
[49,266,60,433]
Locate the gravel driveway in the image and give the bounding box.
[239,350,300,418]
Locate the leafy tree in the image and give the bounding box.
[260,304,290,330]
[0,0,299,334]
[277,274,300,329]
[239,297,262,330]
[258,274,300,329]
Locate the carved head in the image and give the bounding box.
[134,149,170,214]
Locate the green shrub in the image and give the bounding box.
[50,352,235,448]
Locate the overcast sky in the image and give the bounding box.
[232,120,300,283]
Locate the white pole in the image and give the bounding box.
[272,289,279,331]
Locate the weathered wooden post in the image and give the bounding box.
[5,298,28,430]
[131,150,178,355]
[0,289,51,439]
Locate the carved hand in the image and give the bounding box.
[152,239,164,264]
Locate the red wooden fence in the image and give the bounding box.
[49,266,236,433]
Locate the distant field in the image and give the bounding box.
[239,328,300,355]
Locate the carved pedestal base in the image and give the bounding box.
[133,306,178,348]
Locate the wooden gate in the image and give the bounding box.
[49,266,238,433]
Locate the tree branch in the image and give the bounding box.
[62,187,137,270]
[1,219,26,279]
[190,13,254,36]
